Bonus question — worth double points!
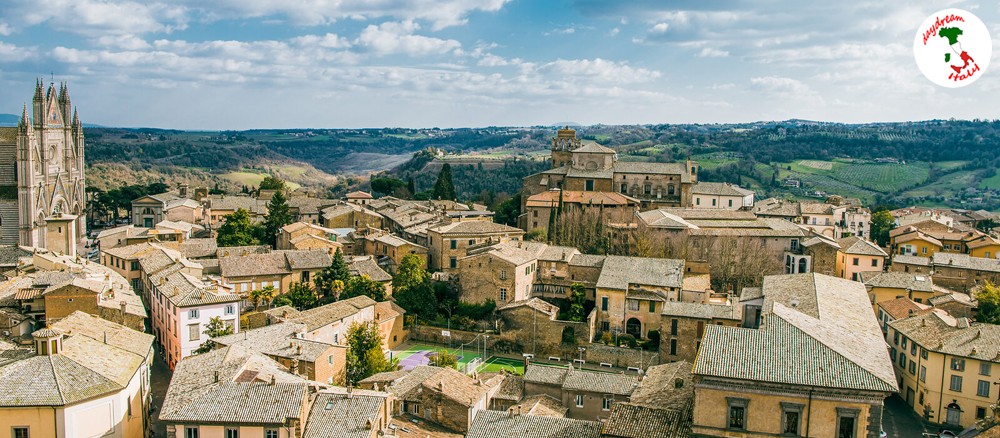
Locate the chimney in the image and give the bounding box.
[214,370,219,383]
[296,345,302,355]
[270,375,275,386]
[347,385,353,399]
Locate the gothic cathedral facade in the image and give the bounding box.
[0,80,86,247]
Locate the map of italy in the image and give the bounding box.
[939,26,974,74]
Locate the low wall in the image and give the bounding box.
[583,343,659,369]
[409,325,497,349]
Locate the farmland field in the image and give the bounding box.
[795,173,877,200]
[829,163,928,193]
[902,170,977,198]
[799,160,833,170]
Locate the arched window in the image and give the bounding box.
[798,258,808,273]
[668,185,676,195]
[142,207,154,215]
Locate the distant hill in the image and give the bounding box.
[0,113,104,128]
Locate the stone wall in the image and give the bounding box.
[408,325,497,350]
[584,342,659,369]
[496,307,594,358]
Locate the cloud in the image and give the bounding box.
[541,58,661,83]
[651,23,669,33]
[1,0,188,36]
[291,33,352,49]
[545,27,576,36]
[95,34,152,50]
[356,21,461,56]
[0,22,10,36]
[749,76,821,101]
[709,83,735,90]
[696,47,728,57]
[0,41,35,62]
[609,27,619,36]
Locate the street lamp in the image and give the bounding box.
[578,347,585,364]
[441,305,453,348]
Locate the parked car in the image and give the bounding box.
[87,249,99,259]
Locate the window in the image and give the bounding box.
[500,270,507,280]
[951,375,963,392]
[836,409,858,438]
[586,180,595,191]
[189,324,200,341]
[226,429,239,438]
[790,239,798,251]
[449,257,457,269]
[978,407,988,419]
[901,338,907,349]
[644,184,651,195]
[872,259,878,267]
[979,380,991,397]
[893,331,899,344]
[920,366,927,382]
[727,398,748,430]
[649,301,655,313]
[899,355,906,368]
[602,397,612,411]
[781,402,804,436]
[952,358,967,371]
[621,183,627,193]
[889,348,896,361]
[601,321,610,332]
[910,343,917,356]
[189,309,199,319]
[627,299,640,311]
[922,247,928,254]
[728,199,733,207]
[670,319,678,335]
[225,305,234,315]
[852,257,859,266]
[696,198,701,206]
[697,321,705,338]
[12,427,28,438]
[575,395,584,407]
[601,296,608,311]
[450,240,457,249]
[265,430,278,438]
[328,355,333,364]
[669,339,677,355]
[982,362,992,376]
[909,361,916,375]
[499,289,507,301]
[712,199,717,206]
[186,427,199,438]
[131,261,140,270]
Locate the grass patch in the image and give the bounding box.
[981,173,1000,189]
[829,162,929,193]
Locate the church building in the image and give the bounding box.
[0,80,86,248]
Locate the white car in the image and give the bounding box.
[87,249,99,258]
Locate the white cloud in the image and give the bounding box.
[541,58,661,83]
[95,34,152,50]
[651,23,669,33]
[710,83,735,90]
[696,47,728,57]
[609,27,620,36]
[291,33,352,49]
[3,0,188,36]
[546,27,575,35]
[0,41,35,62]
[356,21,461,56]
[477,53,509,67]
[0,22,10,36]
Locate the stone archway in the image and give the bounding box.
[626,318,642,338]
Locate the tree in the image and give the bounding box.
[263,190,293,247]
[217,208,264,247]
[567,283,586,322]
[315,249,351,298]
[392,254,437,318]
[346,320,398,383]
[340,275,387,302]
[147,182,170,195]
[286,281,317,309]
[978,218,999,233]
[870,210,894,247]
[193,316,235,354]
[249,285,276,311]
[432,163,456,200]
[975,282,1000,324]
[407,177,415,196]
[259,176,286,191]
[371,177,406,195]
[427,350,458,369]
[524,228,546,242]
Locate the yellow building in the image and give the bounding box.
[836,236,888,281]
[968,235,1000,259]
[886,311,1000,429]
[594,255,684,339]
[692,273,897,438]
[892,229,943,257]
[0,311,154,438]
[861,271,937,308]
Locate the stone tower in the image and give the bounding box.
[0,80,87,247]
[550,126,581,169]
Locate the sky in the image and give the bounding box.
[0,0,998,129]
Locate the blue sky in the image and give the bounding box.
[0,0,997,129]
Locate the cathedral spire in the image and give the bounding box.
[72,107,80,127]
[33,79,43,102]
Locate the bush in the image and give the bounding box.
[618,333,637,348]
[561,327,576,344]
[600,331,613,345]
[455,299,495,321]
[647,330,660,347]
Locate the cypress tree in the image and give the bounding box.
[432,163,456,200]
[407,177,415,197]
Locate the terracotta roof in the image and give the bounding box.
[877,297,932,321]
[603,404,691,438]
[894,231,943,247]
[523,365,568,386]
[889,311,1000,361]
[562,367,638,396]
[932,252,1000,273]
[345,191,373,199]
[509,394,566,417]
[429,220,524,236]
[219,252,291,278]
[524,190,639,208]
[837,236,888,257]
[287,295,376,332]
[347,256,392,282]
[212,322,336,362]
[466,410,603,438]
[303,390,389,438]
[660,302,740,320]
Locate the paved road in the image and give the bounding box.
[883,394,931,438]
[148,347,172,438]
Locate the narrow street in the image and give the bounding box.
[148,346,172,438]
[882,394,931,438]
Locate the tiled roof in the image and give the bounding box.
[523,365,568,386]
[968,235,1000,249]
[566,167,614,179]
[602,403,691,438]
[0,245,31,267]
[877,297,932,321]
[347,256,392,282]
[691,182,753,197]
[862,271,933,292]
[155,268,241,308]
[837,236,888,257]
[568,254,605,268]
[628,361,694,410]
[421,366,493,406]
[220,252,291,278]
[612,162,689,181]
[345,191,373,199]
[651,208,757,221]
[303,390,389,438]
[178,238,219,258]
[681,274,711,292]
[283,249,333,270]
[208,195,269,214]
[487,373,523,401]
[212,322,335,362]
[694,273,898,393]
[894,231,943,247]
[573,143,616,154]
[889,311,1000,360]
[429,221,524,236]
[562,367,638,396]
[466,410,603,438]
[373,234,420,248]
[524,190,640,208]
[497,298,559,318]
[932,253,1000,273]
[802,236,839,248]
[375,301,405,323]
[288,197,339,215]
[929,291,977,308]
[892,254,931,266]
[159,345,310,424]
[596,256,683,290]
[377,366,442,402]
[216,245,271,258]
[509,394,565,417]
[0,127,16,144]
[288,295,376,332]
[0,311,153,406]
[753,198,801,217]
[799,202,834,215]
[471,241,547,267]
[538,245,580,262]
[660,302,740,320]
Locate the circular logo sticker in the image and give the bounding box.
[913,9,991,87]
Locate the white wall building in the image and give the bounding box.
[691,182,754,210]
